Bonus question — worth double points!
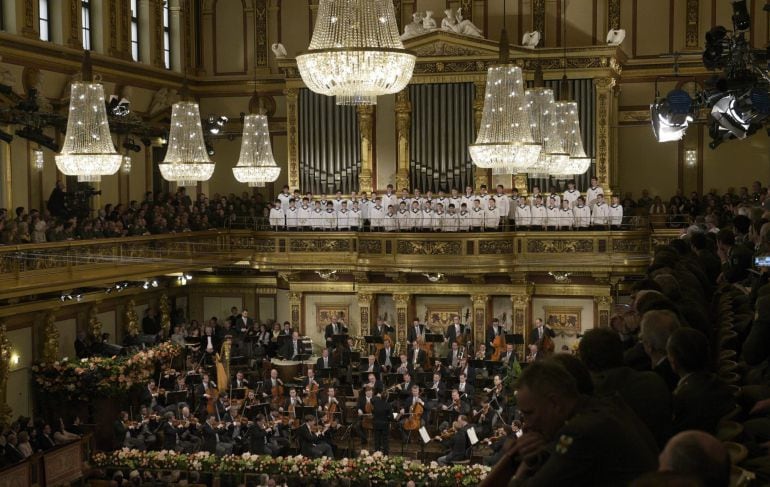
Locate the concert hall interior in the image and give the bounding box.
[0,0,769,486]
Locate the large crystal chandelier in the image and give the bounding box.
[469,65,541,173]
[55,56,122,182]
[296,0,416,105]
[524,87,569,178]
[232,114,281,187]
[550,101,591,176]
[159,101,215,187]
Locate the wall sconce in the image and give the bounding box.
[122,155,132,174]
[685,149,697,168]
[10,352,20,367]
[32,149,44,172]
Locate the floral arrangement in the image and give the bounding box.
[32,341,181,399]
[92,449,490,486]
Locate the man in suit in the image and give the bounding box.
[529,318,556,347]
[486,318,505,349]
[640,309,681,392]
[160,412,182,451]
[74,330,91,359]
[281,388,303,413]
[445,315,467,345]
[233,371,249,389]
[4,434,24,463]
[279,331,302,360]
[324,316,348,350]
[500,343,516,365]
[456,372,475,399]
[362,373,384,395]
[667,327,736,435]
[296,416,334,458]
[315,347,336,370]
[377,337,396,372]
[280,321,293,336]
[395,372,416,399]
[424,372,447,424]
[234,309,254,334]
[407,318,426,344]
[202,415,233,456]
[407,340,426,372]
[445,341,461,369]
[372,392,393,454]
[195,374,218,418]
[356,387,376,444]
[398,385,425,441]
[359,354,381,380]
[456,357,475,385]
[372,318,394,337]
[436,415,470,465]
[227,307,240,328]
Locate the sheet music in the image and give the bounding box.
[419,426,431,444]
[467,427,479,445]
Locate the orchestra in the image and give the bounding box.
[115,311,555,468]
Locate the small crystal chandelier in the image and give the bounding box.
[121,155,132,174]
[524,87,569,178]
[55,52,122,182]
[232,114,281,187]
[296,0,416,105]
[32,149,44,172]
[159,101,215,187]
[550,101,591,176]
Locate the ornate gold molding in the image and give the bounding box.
[392,293,410,346]
[88,306,102,338]
[357,292,374,335]
[42,311,59,363]
[285,88,300,191]
[608,0,621,31]
[685,0,699,49]
[395,90,411,191]
[288,291,302,330]
[125,300,140,337]
[358,105,375,193]
[0,323,12,426]
[159,294,171,336]
[594,77,617,195]
[533,0,545,47]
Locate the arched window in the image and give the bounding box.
[39,0,50,41]
[81,0,92,50]
[131,0,139,61]
[163,1,170,69]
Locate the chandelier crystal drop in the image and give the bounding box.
[232,114,281,188]
[469,65,541,173]
[296,0,416,105]
[524,88,569,178]
[159,102,215,187]
[55,82,123,182]
[551,101,591,176]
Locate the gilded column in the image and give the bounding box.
[532,0,545,47]
[286,88,300,192]
[471,294,489,350]
[151,0,165,68]
[88,306,103,338]
[394,90,411,191]
[594,295,613,328]
[473,80,491,190]
[20,0,39,39]
[288,291,302,332]
[357,293,374,336]
[511,294,530,359]
[358,105,375,193]
[594,77,617,196]
[66,0,83,49]
[608,0,621,30]
[125,299,140,337]
[685,0,699,49]
[0,323,12,426]
[120,0,132,59]
[42,312,59,363]
[392,293,411,350]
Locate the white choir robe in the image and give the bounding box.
[369,205,386,228]
[397,198,412,210]
[269,208,285,228]
[556,208,574,229]
[332,198,347,212]
[530,205,547,227]
[515,205,531,227]
[547,195,561,210]
[277,193,292,214]
[383,213,399,231]
[484,207,500,229]
[421,210,434,230]
[573,205,591,228]
[492,194,510,219]
[545,206,560,228]
[285,207,300,229]
[430,211,444,231]
[443,212,459,232]
[562,189,581,208]
[298,205,312,227]
[527,193,543,207]
[469,208,485,228]
[462,194,479,208]
[323,209,337,230]
[408,209,422,229]
[608,204,624,227]
[337,209,351,229]
[359,199,371,220]
[382,193,398,212]
[349,209,363,228]
[458,211,471,231]
[310,209,325,229]
[586,186,604,207]
[448,197,463,211]
[591,203,610,226]
[435,198,449,211]
[397,210,412,231]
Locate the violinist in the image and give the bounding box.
[114,411,146,450]
[227,415,250,454]
[202,415,234,456]
[233,371,249,389]
[315,347,336,370]
[267,406,291,441]
[242,390,260,419]
[472,400,496,441]
[246,414,273,455]
[482,420,521,466]
[177,406,202,453]
[296,415,334,459]
[483,374,507,414]
[138,406,160,446]
[436,416,471,466]
[141,380,162,412]
[355,387,375,443]
[440,390,470,426]
[377,337,396,372]
[160,412,184,451]
[398,385,425,442]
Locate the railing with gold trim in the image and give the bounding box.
[0,435,91,487]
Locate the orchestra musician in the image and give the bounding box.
[446,342,461,370]
[407,318,427,343]
[476,344,491,360]
[177,406,202,453]
[372,318,394,337]
[202,415,233,456]
[233,371,249,389]
[359,355,381,380]
[482,420,522,467]
[324,316,348,350]
[445,315,467,345]
[279,331,303,360]
[500,343,517,367]
[483,374,507,416]
[356,387,376,444]
[160,412,184,451]
[394,372,417,400]
[319,386,342,427]
[141,380,162,412]
[527,343,542,362]
[242,390,260,419]
[296,415,334,459]
[424,372,446,424]
[398,385,425,441]
[456,357,476,385]
[487,317,505,348]
[302,369,320,406]
[114,411,148,450]
[195,373,219,418]
[407,340,427,373]
[433,359,449,380]
[377,337,396,372]
[280,388,303,413]
[264,369,284,406]
[435,416,471,466]
[363,373,384,394]
[315,347,336,370]
[246,414,273,455]
[457,372,475,399]
[395,353,410,375]
[440,390,471,430]
[529,318,556,356]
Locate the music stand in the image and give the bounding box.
[185,373,202,387]
[424,333,444,344]
[364,335,384,355]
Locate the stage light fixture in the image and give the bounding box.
[122,138,142,153]
[650,89,695,142]
[732,0,751,31]
[108,95,131,116]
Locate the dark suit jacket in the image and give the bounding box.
[296,424,322,457]
[280,339,302,359]
[378,347,397,368]
[486,325,504,346]
[200,334,221,352]
[445,324,466,344]
[235,316,254,332]
[372,396,392,429]
[443,426,470,461]
[4,444,24,463]
[396,381,417,398]
[162,421,179,450]
[247,425,269,454]
[201,422,219,452]
[653,358,679,393]
[406,346,426,368]
[359,362,382,378]
[456,382,475,398]
[427,381,447,401]
[315,355,337,370]
[324,323,348,344]
[407,324,427,344]
[372,324,394,337]
[529,325,556,345]
[672,371,736,435]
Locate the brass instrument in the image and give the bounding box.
[458,345,466,361]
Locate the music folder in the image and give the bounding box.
[467,427,479,445]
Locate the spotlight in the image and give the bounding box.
[151,279,159,288]
[205,115,229,135]
[205,141,215,156]
[178,275,188,285]
[709,88,769,141]
[0,130,12,144]
[108,95,131,116]
[122,138,142,153]
[142,281,150,290]
[650,89,695,142]
[732,0,751,32]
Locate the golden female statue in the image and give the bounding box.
[125,300,140,337]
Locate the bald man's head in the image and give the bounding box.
[659,431,729,487]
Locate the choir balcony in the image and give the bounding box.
[0,226,683,300]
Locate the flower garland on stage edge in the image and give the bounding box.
[31,342,181,399]
[92,449,490,486]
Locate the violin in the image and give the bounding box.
[434,425,458,441]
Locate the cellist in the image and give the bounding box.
[195,373,218,419]
[398,384,425,442]
[355,386,375,444]
[302,368,320,407]
[529,318,556,356]
[487,317,507,361]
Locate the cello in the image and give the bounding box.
[362,400,374,430]
[403,400,424,431]
[490,333,506,362]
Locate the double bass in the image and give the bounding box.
[490,333,506,362]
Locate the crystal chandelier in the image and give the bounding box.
[159,101,215,187]
[296,0,416,105]
[55,79,122,182]
[524,87,569,178]
[550,101,591,176]
[232,114,281,187]
[469,65,541,173]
